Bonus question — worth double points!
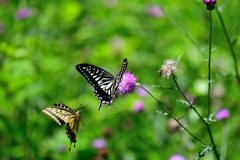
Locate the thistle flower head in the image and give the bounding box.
[203,0,217,10]
[118,71,137,95]
[215,109,230,120]
[0,23,5,35]
[146,5,164,18]
[59,145,66,152]
[15,8,32,20]
[158,59,177,79]
[133,100,145,113]
[169,154,185,160]
[92,138,107,149]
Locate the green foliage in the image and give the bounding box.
[0,0,239,160]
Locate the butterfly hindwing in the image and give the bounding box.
[65,123,77,151]
[76,59,128,110]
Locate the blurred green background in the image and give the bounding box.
[0,0,240,159]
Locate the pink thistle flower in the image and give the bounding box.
[133,100,145,113]
[146,5,164,18]
[92,138,107,149]
[169,154,185,160]
[203,0,217,10]
[15,8,32,20]
[59,144,66,152]
[0,23,5,34]
[215,109,230,120]
[118,71,137,95]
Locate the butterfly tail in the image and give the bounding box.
[109,99,114,110]
[98,101,104,111]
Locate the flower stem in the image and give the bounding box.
[172,76,219,159]
[215,7,240,87]
[136,83,207,146]
[172,77,206,124]
[207,10,212,121]
[151,85,178,91]
[208,10,220,160]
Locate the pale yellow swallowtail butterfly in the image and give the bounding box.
[42,103,83,151]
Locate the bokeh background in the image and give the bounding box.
[0,0,240,159]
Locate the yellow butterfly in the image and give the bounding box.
[42,103,83,151]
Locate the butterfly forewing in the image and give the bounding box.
[42,103,76,126]
[76,58,128,110]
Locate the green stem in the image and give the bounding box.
[136,84,207,146]
[151,85,178,91]
[208,10,220,160]
[172,77,207,124]
[215,7,240,87]
[207,10,212,121]
[172,75,219,159]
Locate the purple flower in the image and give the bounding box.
[169,154,185,160]
[15,8,32,20]
[118,71,137,95]
[59,144,66,152]
[110,36,125,54]
[146,5,164,18]
[103,0,118,8]
[203,0,217,10]
[0,23,5,34]
[92,138,107,149]
[136,85,150,97]
[133,100,145,113]
[215,109,230,120]
[203,0,217,6]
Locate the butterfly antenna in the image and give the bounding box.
[81,113,86,121]
[109,67,117,74]
[78,103,83,111]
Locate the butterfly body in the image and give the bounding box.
[76,59,128,110]
[42,103,83,151]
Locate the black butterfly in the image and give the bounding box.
[76,59,128,110]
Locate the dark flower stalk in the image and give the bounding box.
[136,83,207,146]
[119,69,207,146]
[215,7,240,87]
[206,8,220,160]
[156,54,219,159]
[171,76,219,159]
